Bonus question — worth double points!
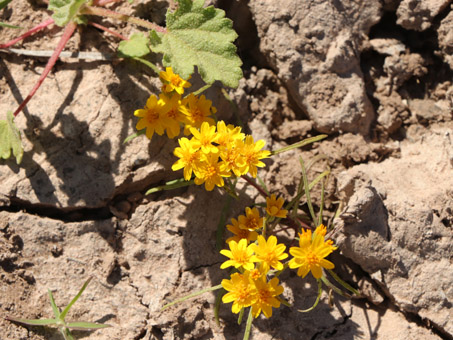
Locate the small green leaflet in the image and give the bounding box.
[118,33,151,58]
[48,0,88,27]
[149,0,242,88]
[0,111,23,164]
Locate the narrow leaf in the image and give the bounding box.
[149,0,242,88]
[243,308,253,340]
[0,111,23,164]
[123,129,145,144]
[299,157,317,226]
[48,0,88,26]
[162,284,222,310]
[48,290,60,319]
[145,178,194,195]
[67,321,111,330]
[60,277,92,320]
[326,269,360,296]
[0,0,13,11]
[271,135,328,155]
[5,316,57,326]
[118,33,150,58]
[0,22,21,29]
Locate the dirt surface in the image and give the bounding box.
[1,0,452,339]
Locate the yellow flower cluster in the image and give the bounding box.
[171,121,271,191]
[134,67,216,139]
[221,201,337,318]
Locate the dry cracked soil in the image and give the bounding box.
[0,0,452,339]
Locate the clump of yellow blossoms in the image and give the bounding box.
[219,200,337,319]
[134,67,271,191]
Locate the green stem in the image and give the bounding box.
[243,308,253,340]
[161,284,222,310]
[80,5,167,32]
[299,157,317,226]
[192,84,212,96]
[298,279,322,312]
[271,135,327,156]
[133,57,160,74]
[145,179,194,195]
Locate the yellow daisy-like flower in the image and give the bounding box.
[190,121,219,154]
[251,276,284,318]
[159,67,191,95]
[266,194,288,218]
[289,224,337,279]
[226,217,258,244]
[172,137,201,181]
[219,139,246,177]
[241,135,271,178]
[238,207,265,231]
[220,238,258,271]
[193,152,231,191]
[134,94,166,139]
[159,93,184,139]
[216,121,245,150]
[221,272,256,314]
[181,94,216,134]
[250,235,288,273]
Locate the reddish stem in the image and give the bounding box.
[0,18,54,49]
[13,21,78,117]
[241,174,268,198]
[88,22,127,40]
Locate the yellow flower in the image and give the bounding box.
[193,152,231,191]
[219,139,246,177]
[220,238,258,271]
[250,276,284,318]
[172,137,201,180]
[250,235,288,273]
[190,121,219,154]
[238,207,264,231]
[289,224,337,279]
[159,93,184,138]
[266,194,288,218]
[216,121,245,149]
[226,217,258,244]
[241,135,271,178]
[180,94,216,134]
[159,67,191,94]
[221,272,256,314]
[134,94,166,139]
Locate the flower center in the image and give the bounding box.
[306,251,319,266]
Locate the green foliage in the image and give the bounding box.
[118,32,150,58]
[0,111,23,164]
[48,0,88,27]
[149,0,242,88]
[6,278,110,340]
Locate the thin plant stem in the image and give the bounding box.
[13,21,77,117]
[192,84,212,96]
[133,57,160,75]
[93,0,121,6]
[299,157,317,226]
[0,18,54,49]
[80,5,167,33]
[243,308,253,340]
[88,22,127,40]
[241,175,267,198]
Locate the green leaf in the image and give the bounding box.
[0,21,21,28]
[5,316,57,326]
[161,284,222,310]
[149,0,242,88]
[0,0,13,11]
[0,111,23,164]
[118,33,150,58]
[67,321,111,330]
[60,277,92,320]
[48,290,61,319]
[48,0,88,26]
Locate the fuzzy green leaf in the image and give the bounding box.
[149,0,242,88]
[0,111,23,164]
[48,0,88,26]
[118,33,150,58]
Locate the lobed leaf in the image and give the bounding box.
[149,0,242,88]
[48,0,88,26]
[118,33,150,58]
[0,111,24,164]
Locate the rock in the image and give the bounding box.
[336,124,453,335]
[396,0,451,31]
[248,0,381,134]
[438,9,453,69]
